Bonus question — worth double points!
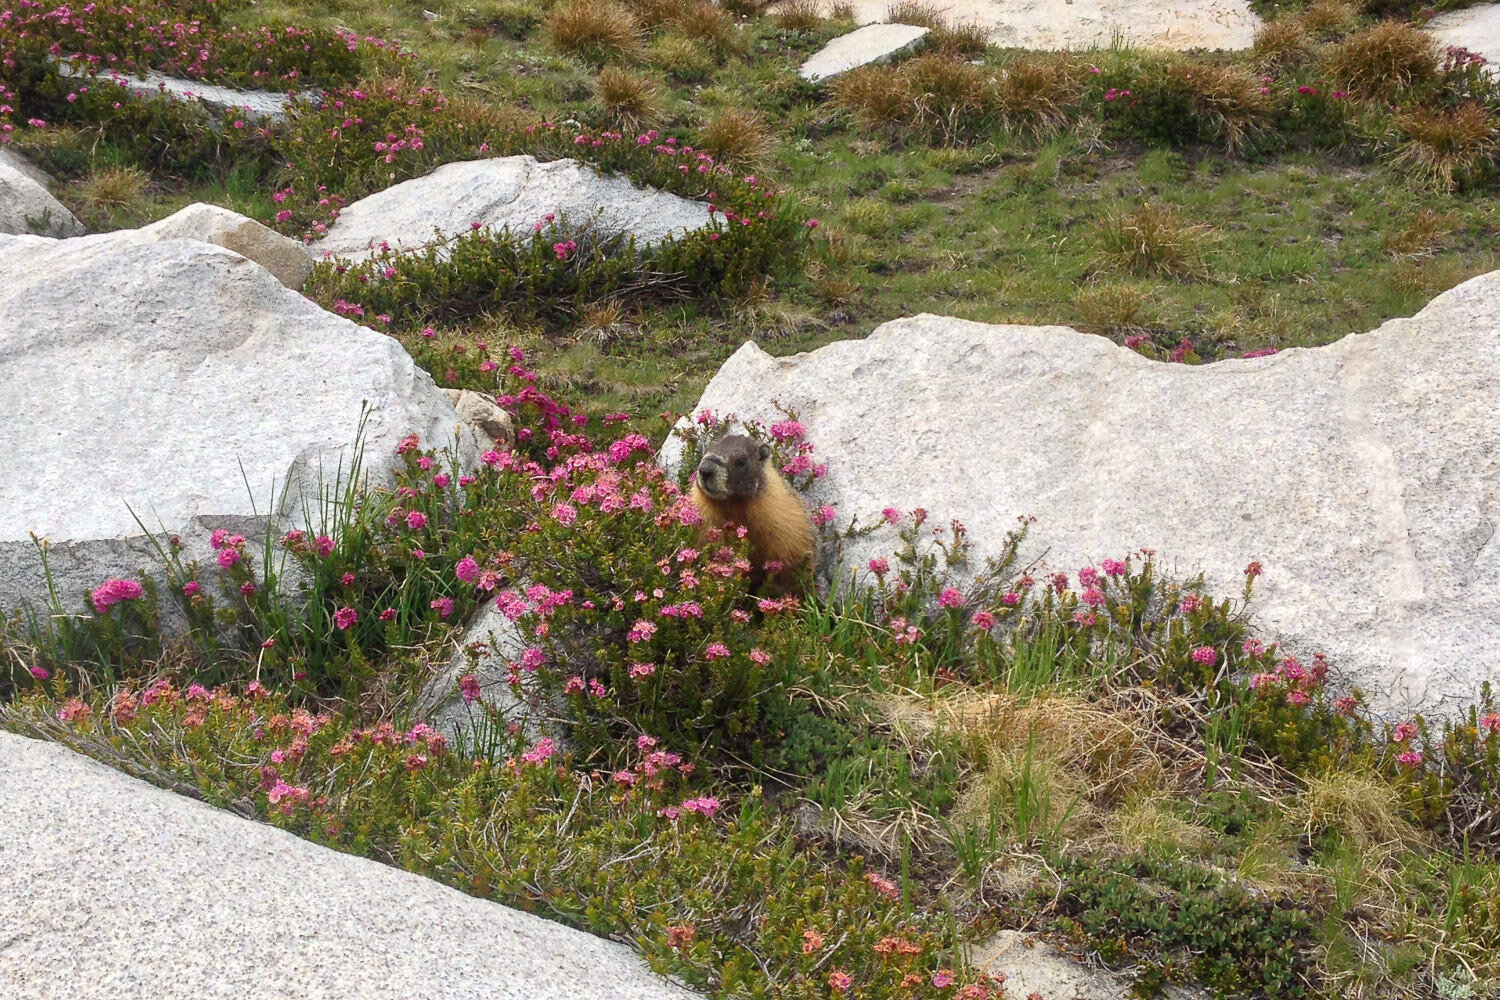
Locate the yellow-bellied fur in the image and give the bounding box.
[687,437,816,587]
[691,479,815,576]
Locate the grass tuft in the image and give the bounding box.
[546,1,642,67]
[1095,201,1216,278]
[696,106,776,166]
[1327,21,1440,98]
[1391,102,1500,192]
[595,66,666,129]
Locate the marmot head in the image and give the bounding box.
[695,434,770,501]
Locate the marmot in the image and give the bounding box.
[689,434,815,590]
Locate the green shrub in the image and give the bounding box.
[1041,853,1315,997]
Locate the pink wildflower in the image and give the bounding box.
[521,738,556,764]
[333,606,358,630]
[1191,646,1217,666]
[459,674,482,704]
[91,578,143,614]
[939,587,965,609]
[455,556,479,582]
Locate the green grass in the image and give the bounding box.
[8,2,1500,997]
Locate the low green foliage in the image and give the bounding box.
[1040,853,1315,997]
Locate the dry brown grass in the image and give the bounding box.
[1295,769,1424,853]
[76,165,149,210]
[1327,21,1439,98]
[774,0,824,30]
[831,64,916,135]
[1392,102,1500,192]
[930,21,989,58]
[595,66,665,129]
[1298,0,1358,40]
[885,690,1171,806]
[647,32,716,82]
[1382,208,1456,259]
[1096,201,1217,278]
[622,0,690,30]
[1072,281,1147,335]
[1114,795,1213,857]
[1252,15,1313,71]
[696,107,776,165]
[546,1,641,66]
[885,0,943,26]
[992,56,1077,137]
[1177,62,1270,156]
[673,1,744,57]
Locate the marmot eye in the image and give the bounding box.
[736,458,746,466]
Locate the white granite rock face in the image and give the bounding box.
[58,63,302,121]
[444,388,516,444]
[799,23,930,82]
[1427,4,1500,72]
[134,202,314,288]
[797,0,1259,50]
[416,602,560,751]
[0,148,84,237]
[316,156,714,260]
[974,930,1204,1000]
[0,731,698,1000]
[663,272,1500,718]
[0,232,479,618]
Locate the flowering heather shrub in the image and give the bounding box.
[1091,59,1271,155]
[5,681,1007,999]
[11,72,276,178]
[268,79,530,237]
[302,136,809,320]
[0,0,384,114]
[1384,696,1500,853]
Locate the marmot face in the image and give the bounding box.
[695,434,770,501]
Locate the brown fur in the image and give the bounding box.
[689,434,814,588]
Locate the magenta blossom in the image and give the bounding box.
[91,578,143,614]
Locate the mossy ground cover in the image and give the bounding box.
[5,1,1500,998]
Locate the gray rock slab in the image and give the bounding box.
[58,62,304,122]
[417,602,554,750]
[0,148,84,237]
[316,155,714,260]
[661,271,1500,718]
[444,387,516,444]
[974,930,1204,1000]
[799,23,930,82]
[789,0,1259,50]
[1428,4,1500,72]
[0,231,479,618]
[0,731,698,1000]
[135,202,314,288]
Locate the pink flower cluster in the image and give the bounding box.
[91,578,143,614]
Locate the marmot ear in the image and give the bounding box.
[758,442,772,462]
